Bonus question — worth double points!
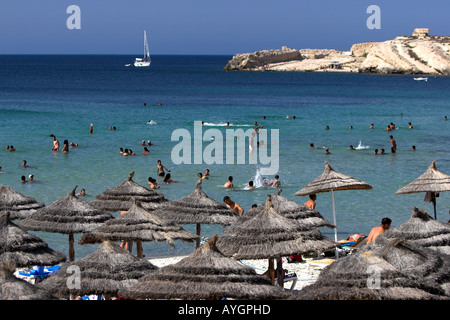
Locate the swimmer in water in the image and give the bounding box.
[157,160,170,177]
[224,176,234,188]
[248,181,254,190]
[163,173,176,183]
[51,135,60,151]
[62,140,69,153]
[268,175,281,187]
[223,196,244,216]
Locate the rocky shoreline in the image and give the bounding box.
[224,29,450,75]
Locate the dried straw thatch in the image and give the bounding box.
[395,160,450,219]
[0,213,66,268]
[295,237,449,300]
[245,189,335,229]
[90,171,168,212]
[78,200,198,258]
[217,195,338,260]
[293,162,372,257]
[293,161,373,196]
[119,235,291,300]
[38,241,157,299]
[151,179,238,247]
[0,185,45,220]
[0,262,58,300]
[395,161,450,195]
[18,186,114,261]
[379,207,450,255]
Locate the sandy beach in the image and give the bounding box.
[148,255,331,291]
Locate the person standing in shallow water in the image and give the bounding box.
[390,135,397,153]
[51,135,59,151]
[156,160,170,177]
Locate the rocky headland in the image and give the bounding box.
[224,29,450,75]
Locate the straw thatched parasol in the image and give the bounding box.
[0,185,45,220]
[295,237,449,300]
[294,161,372,258]
[0,212,66,268]
[395,160,450,219]
[151,179,239,247]
[379,207,450,255]
[119,235,291,300]
[90,171,168,212]
[216,195,339,286]
[78,200,198,258]
[0,262,58,300]
[38,241,157,299]
[18,186,114,262]
[246,189,335,229]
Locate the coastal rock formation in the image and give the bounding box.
[223,46,302,71]
[225,29,450,75]
[356,35,450,75]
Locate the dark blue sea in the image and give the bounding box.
[0,55,449,259]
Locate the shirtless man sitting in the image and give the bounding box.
[304,194,316,210]
[366,217,392,244]
[223,196,244,216]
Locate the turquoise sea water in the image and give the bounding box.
[0,55,449,259]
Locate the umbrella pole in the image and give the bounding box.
[69,233,75,262]
[268,258,275,285]
[196,223,201,248]
[276,258,284,287]
[432,195,437,219]
[331,190,339,259]
[136,240,143,259]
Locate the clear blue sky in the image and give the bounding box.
[1,0,448,55]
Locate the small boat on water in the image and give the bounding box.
[414,77,428,81]
[134,30,151,67]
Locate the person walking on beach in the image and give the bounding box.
[304,194,317,210]
[366,217,392,244]
[156,160,170,177]
[390,135,397,153]
[223,196,244,216]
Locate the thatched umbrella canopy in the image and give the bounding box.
[294,161,372,257]
[246,189,335,229]
[0,262,58,300]
[78,200,198,258]
[38,241,157,299]
[119,235,291,300]
[216,195,339,286]
[0,185,45,220]
[151,179,238,247]
[90,171,168,212]
[295,237,449,300]
[395,160,450,219]
[0,213,66,268]
[18,186,114,262]
[379,207,450,255]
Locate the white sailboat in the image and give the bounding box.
[134,30,151,67]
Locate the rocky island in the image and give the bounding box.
[224,28,450,75]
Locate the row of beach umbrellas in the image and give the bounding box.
[1,205,449,300]
[1,160,449,300]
